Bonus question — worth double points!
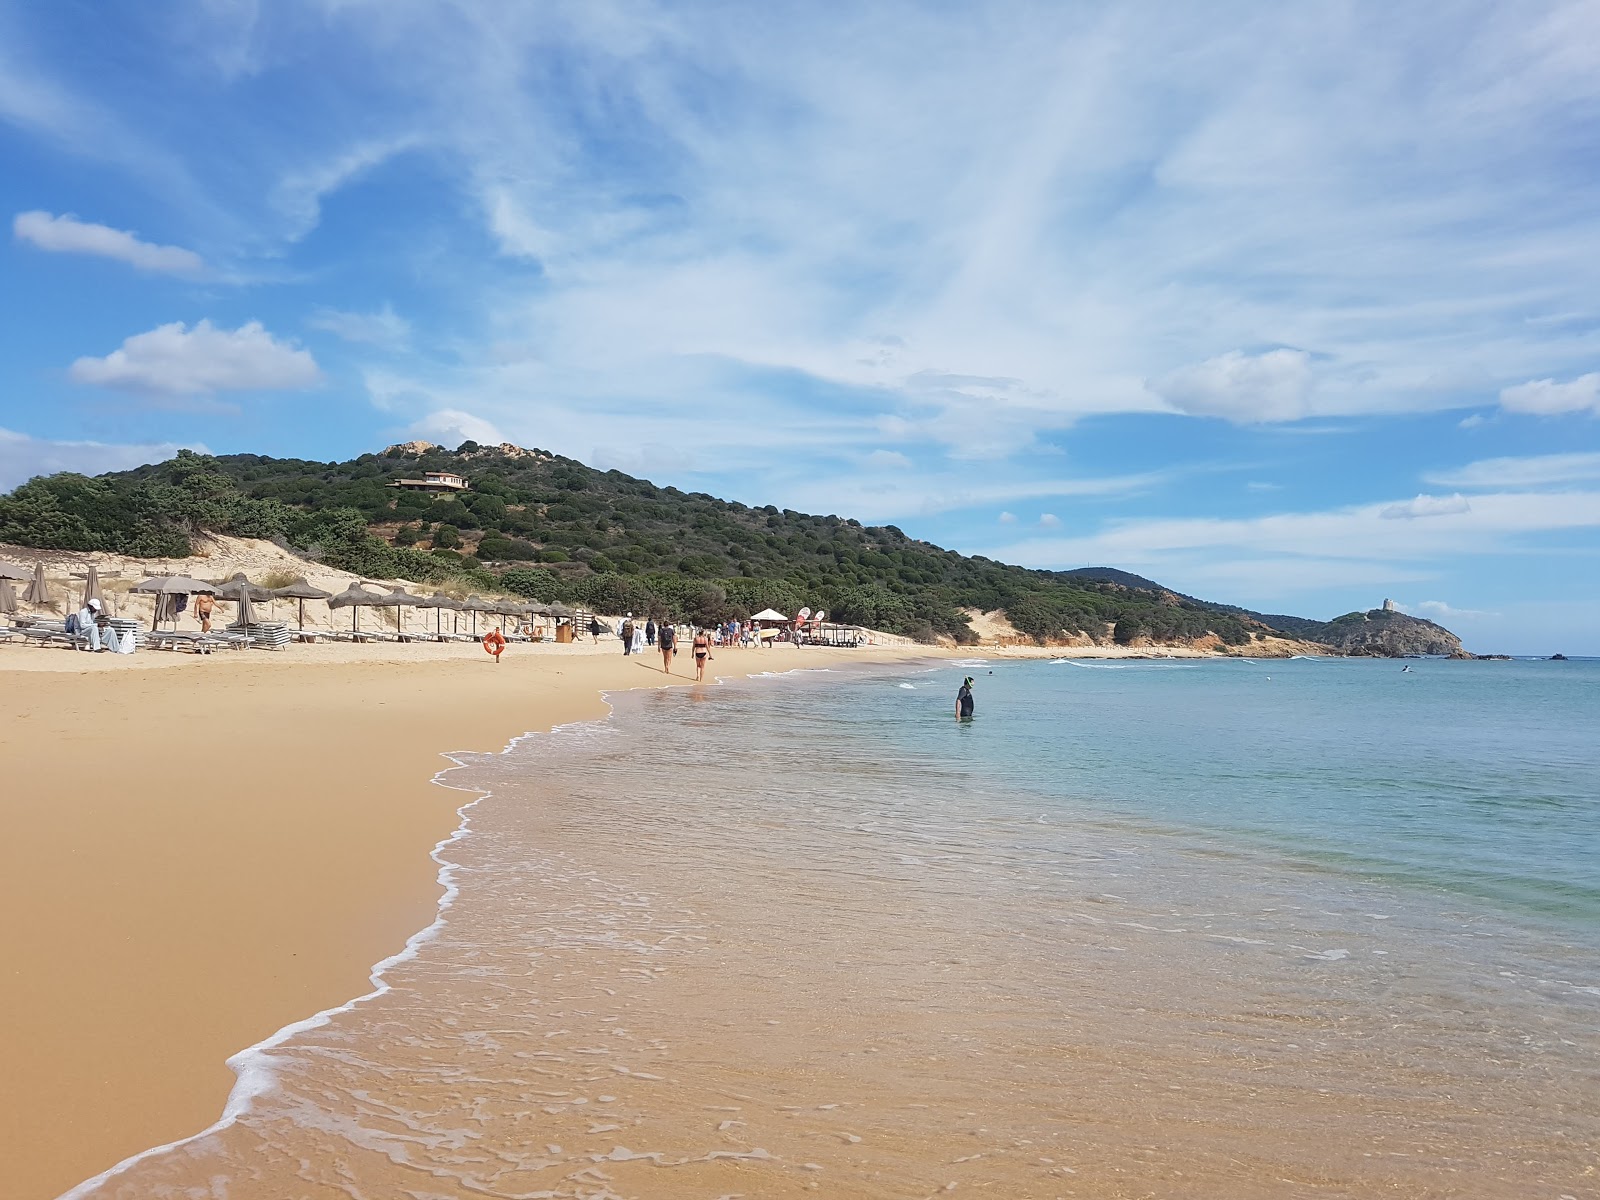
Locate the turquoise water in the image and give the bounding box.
[67,654,1600,1199]
[879,655,1600,927]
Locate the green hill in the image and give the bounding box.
[0,440,1364,647]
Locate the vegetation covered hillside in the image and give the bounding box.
[0,441,1357,647]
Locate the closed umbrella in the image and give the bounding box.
[269,577,333,631]
[327,582,385,633]
[0,579,16,615]
[23,564,50,606]
[77,566,103,609]
[213,574,270,628]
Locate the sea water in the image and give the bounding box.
[66,657,1600,1198]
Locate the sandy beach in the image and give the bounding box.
[0,638,931,1200]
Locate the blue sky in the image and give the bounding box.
[2,1,1597,653]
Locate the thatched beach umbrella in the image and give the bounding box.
[269,577,333,631]
[459,594,496,638]
[23,563,50,606]
[417,591,463,638]
[327,582,386,633]
[129,575,217,629]
[0,560,34,581]
[373,587,422,635]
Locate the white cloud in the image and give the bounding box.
[981,490,1600,570]
[13,210,204,275]
[1426,451,1600,489]
[1154,349,1314,423]
[1399,599,1499,621]
[862,449,912,470]
[308,304,412,350]
[1039,513,1062,527]
[1498,372,1600,416]
[409,409,504,448]
[69,320,321,396]
[997,511,1018,524]
[1246,481,1281,492]
[1379,493,1472,520]
[0,427,195,491]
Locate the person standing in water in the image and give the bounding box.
[955,676,975,720]
[692,627,711,681]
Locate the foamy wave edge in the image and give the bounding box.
[55,712,613,1200]
[54,660,887,1198]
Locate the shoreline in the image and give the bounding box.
[1,640,933,1200]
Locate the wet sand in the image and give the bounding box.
[0,639,925,1200]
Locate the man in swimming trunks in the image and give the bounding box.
[956,676,975,720]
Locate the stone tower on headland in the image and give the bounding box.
[1382,598,1396,612]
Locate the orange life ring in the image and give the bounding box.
[482,629,506,656]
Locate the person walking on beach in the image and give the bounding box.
[620,614,635,655]
[630,621,645,656]
[645,618,656,647]
[692,627,711,682]
[658,621,676,673]
[193,590,215,634]
[588,617,602,643]
[955,676,976,720]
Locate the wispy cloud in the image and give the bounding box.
[0,427,198,491]
[13,211,205,275]
[1398,599,1500,621]
[1499,372,1600,416]
[308,303,412,350]
[1426,451,1600,488]
[981,490,1600,570]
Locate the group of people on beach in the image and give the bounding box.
[615,614,710,680]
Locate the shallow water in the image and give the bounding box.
[68,658,1600,1198]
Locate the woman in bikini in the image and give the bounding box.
[692,627,711,682]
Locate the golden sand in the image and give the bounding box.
[0,638,925,1200]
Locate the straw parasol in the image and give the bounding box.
[546,601,572,619]
[327,582,386,632]
[213,574,271,628]
[23,563,50,606]
[0,579,16,616]
[459,594,496,637]
[129,575,217,629]
[373,586,422,635]
[416,591,463,638]
[269,577,333,631]
[0,560,35,581]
